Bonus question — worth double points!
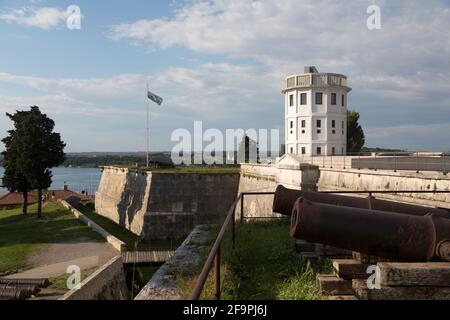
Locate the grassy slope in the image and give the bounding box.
[200,219,332,300]
[48,267,98,292]
[75,202,183,251]
[0,202,103,274]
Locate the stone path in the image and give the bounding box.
[4,242,117,279]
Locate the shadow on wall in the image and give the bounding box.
[117,171,147,231]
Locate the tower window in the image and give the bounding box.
[315,92,323,105]
[331,93,337,105]
[302,147,306,155]
[300,93,307,105]
[317,147,322,155]
[301,120,306,128]
[290,121,293,129]
[341,94,345,107]
[342,120,345,129]
[332,120,336,128]
[289,94,294,107]
[316,120,321,128]
[290,147,294,153]
[332,147,336,155]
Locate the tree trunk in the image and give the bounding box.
[37,188,42,219]
[22,190,28,215]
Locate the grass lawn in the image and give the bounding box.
[75,202,184,251]
[48,267,98,292]
[199,219,332,300]
[0,202,104,274]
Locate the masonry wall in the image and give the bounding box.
[237,163,320,219]
[95,167,151,236]
[96,165,450,241]
[60,256,128,300]
[318,168,450,209]
[95,167,240,240]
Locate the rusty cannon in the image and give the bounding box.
[0,286,32,300]
[0,278,50,288]
[273,185,450,218]
[290,197,450,262]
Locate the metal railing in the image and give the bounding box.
[300,152,450,174]
[190,188,450,300]
[190,191,274,300]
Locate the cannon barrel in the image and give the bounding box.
[273,185,450,217]
[0,278,50,288]
[0,287,31,300]
[0,284,40,295]
[290,197,450,262]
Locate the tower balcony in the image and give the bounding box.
[282,73,351,93]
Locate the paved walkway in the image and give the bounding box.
[4,242,117,279]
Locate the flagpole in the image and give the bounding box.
[146,84,150,168]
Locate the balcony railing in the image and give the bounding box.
[284,73,348,91]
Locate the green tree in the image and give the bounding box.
[347,110,365,153]
[2,116,33,215]
[4,107,66,218]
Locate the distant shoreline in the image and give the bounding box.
[0,167,101,194]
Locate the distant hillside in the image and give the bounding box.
[361,147,406,153]
[62,152,173,168]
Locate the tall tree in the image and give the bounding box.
[6,107,66,218]
[2,119,33,215]
[347,110,365,153]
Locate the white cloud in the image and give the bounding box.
[0,62,280,120]
[2,0,450,151]
[0,6,68,29]
[107,1,450,149]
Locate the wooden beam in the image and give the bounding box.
[353,279,450,300]
[315,245,352,258]
[378,262,450,287]
[333,259,369,280]
[317,274,354,295]
[327,295,358,300]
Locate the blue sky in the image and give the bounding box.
[0,0,450,152]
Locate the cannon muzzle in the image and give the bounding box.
[290,197,450,262]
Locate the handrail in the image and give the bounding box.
[190,194,242,300]
[190,188,450,300]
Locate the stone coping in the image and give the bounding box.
[134,224,211,300]
[59,200,126,252]
[59,255,125,300]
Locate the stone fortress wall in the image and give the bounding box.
[95,161,450,240]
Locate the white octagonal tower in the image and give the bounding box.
[282,66,351,156]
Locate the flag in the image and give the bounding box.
[147,90,163,106]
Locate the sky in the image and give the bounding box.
[0,0,449,152]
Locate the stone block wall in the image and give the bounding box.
[318,168,450,209]
[60,256,128,300]
[95,167,240,240]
